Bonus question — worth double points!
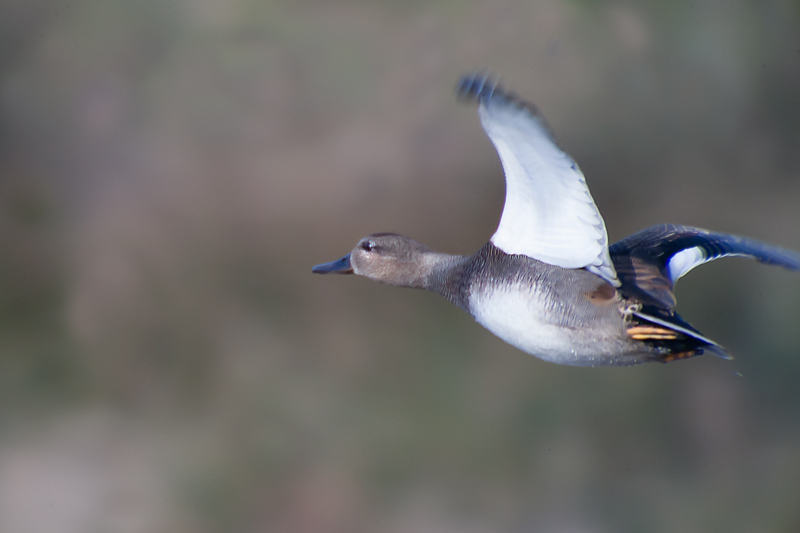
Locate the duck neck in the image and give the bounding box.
[419,252,471,310]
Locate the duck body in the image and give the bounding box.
[312,73,800,366]
[428,243,637,366]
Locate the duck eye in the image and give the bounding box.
[360,241,374,252]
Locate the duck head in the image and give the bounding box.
[312,233,435,288]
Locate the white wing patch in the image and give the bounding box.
[666,246,748,284]
[478,99,619,286]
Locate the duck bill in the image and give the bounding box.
[312,253,354,274]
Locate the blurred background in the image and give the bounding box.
[2,0,800,531]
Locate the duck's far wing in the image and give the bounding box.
[456,73,618,286]
[610,223,800,308]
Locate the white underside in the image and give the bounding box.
[469,282,614,365]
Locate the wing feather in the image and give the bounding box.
[457,73,619,286]
[611,223,800,309]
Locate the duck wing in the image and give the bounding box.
[456,73,619,286]
[611,223,800,308]
[611,223,800,359]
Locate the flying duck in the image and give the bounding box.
[312,73,800,366]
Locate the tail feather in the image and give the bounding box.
[630,310,732,361]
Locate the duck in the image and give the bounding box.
[312,73,800,366]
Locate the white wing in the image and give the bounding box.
[458,75,619,286]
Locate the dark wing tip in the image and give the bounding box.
[455,71,512,106]
[455,72,552,135]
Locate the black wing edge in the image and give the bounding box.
[611,223,800,274]
[454,72,557,140]
[611,223,800,306]
[612,224,800,361]
[456,72,507,104]
[455,71,538,113]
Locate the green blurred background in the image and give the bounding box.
[2,0,800,531]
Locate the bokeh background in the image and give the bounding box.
[2,0,800,531]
